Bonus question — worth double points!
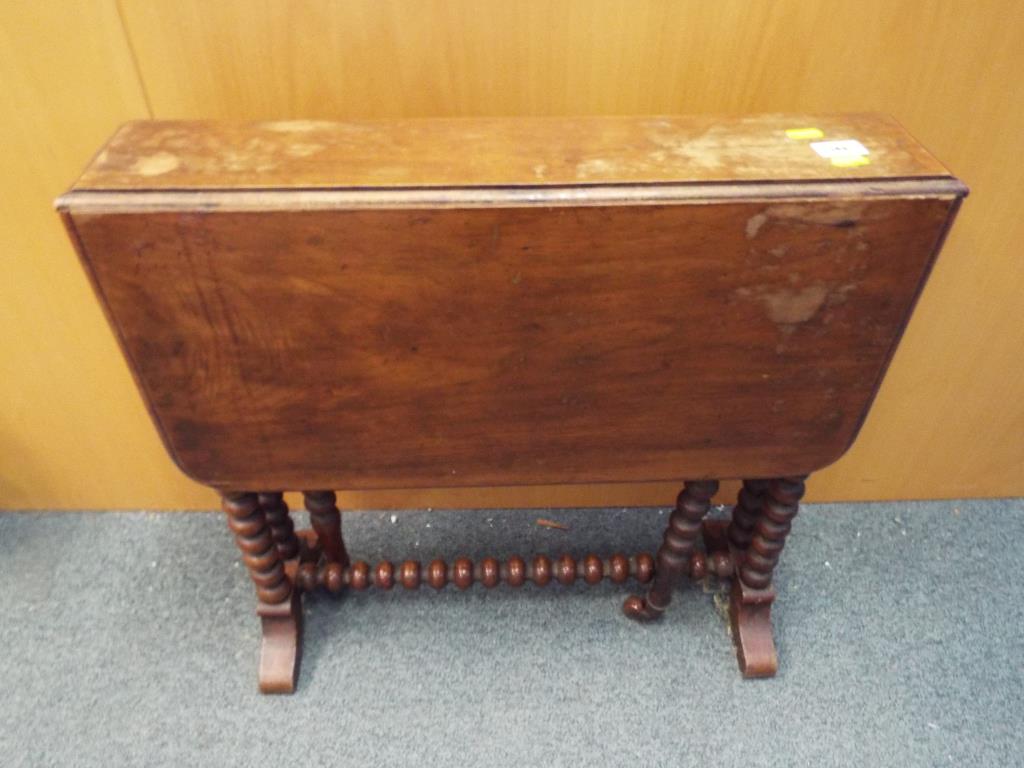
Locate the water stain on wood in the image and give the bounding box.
[760,283,830,324]
[131,151,181,176]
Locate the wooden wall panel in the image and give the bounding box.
[2,0,1022,508]
[0,2,210,509]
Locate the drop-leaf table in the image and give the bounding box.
[57,114,965,693]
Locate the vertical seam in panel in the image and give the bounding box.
[114,0,155,117]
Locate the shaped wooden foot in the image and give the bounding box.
[623,479,719,621]
[258,592,302,694]
[729,578,778,677]
[726,476,805,678]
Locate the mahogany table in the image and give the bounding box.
[57,114,965,693]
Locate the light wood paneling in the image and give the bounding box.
[0,2,209,509]
[2,0,1022,508]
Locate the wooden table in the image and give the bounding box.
[57,114,965,693]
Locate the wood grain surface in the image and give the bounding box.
[62,124,962,490]
[72,114,948,191]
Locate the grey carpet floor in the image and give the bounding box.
[1,499,1022,767]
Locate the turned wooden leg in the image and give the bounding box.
[303,490,350,567]
[623,479,719,620]
[258,491,300,560]
[726,479,769,552]
[223,491,302,694]
[728,476,805,678]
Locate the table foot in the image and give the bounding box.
[258,592,302,694]
[729,579,778,677]
[621,594,666,620]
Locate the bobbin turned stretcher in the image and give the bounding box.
[58,114,965,692]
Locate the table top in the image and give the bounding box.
[68,113,952,193]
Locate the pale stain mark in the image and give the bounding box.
[131,152,181,177]
[826,283,859,306]
[746,213,768,239]
[575,158,617,178]
[647,127,728,170]
[761,284,829,325]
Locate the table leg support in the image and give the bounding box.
[303,490,350,567]
[726,476,806,678]
[623,479,719,621]
[258,491,300,560]
[222,491,301,693]
[726,479,769,553]
[257,592,302,694]
[222,476,803,691]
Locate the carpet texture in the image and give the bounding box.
[1,499,1022,766]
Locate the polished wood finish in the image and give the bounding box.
[58,115,964,492]
[64,192,958,489]
[59,115,965,692]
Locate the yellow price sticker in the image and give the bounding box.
[830,156,871,168]
[785,127,825,140]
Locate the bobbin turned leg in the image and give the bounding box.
[303,490,350,567]
[623,479,719,620]
[728,476,805,678]
[726,479,769,553]
[223,492,301,694]
[258,492,301,560]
